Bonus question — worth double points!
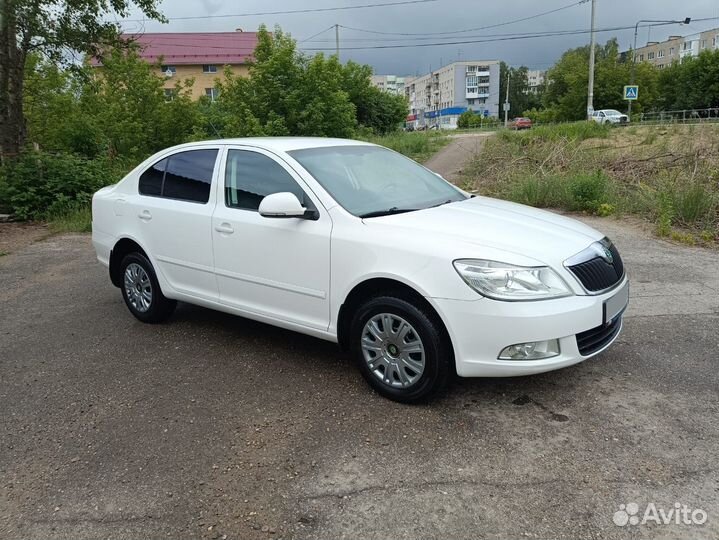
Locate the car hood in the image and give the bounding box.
[361,196,604,267]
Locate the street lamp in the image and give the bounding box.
[628,17,691,117]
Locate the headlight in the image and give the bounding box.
[453,259,572,301]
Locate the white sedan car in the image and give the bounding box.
[591,109,629,125]
[92,138,628,402]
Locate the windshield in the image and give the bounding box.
[288,145,467,217]
[605,110,622,116]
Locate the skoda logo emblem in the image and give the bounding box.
[602,246,614,264]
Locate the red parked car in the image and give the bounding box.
[510,117,532,130]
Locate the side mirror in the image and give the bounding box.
[259,192,308,218]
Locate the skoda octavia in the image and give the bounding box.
[92,138,629,402]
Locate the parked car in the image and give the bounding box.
[92,138,629,402]
[591,109,629,125]
[509,117,532,130]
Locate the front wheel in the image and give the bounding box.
[120,252,177,323]
[350,295,453,403]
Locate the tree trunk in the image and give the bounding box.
[0,0,26,159]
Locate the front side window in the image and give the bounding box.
[289,146,466,218]
[138,149,218,203]
[225,150,309,211]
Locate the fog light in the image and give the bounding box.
[498,339,560,360]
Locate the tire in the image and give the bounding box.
[350,294,453,403]
[119,252,176,323]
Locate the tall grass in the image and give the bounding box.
[359,131,450,162]
[463,122,719,244]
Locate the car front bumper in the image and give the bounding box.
[430,277,628,377]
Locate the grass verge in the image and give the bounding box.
[359,131,450,162]
[461,122,719,246]
[48,204,92,234]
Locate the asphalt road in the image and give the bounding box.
[1,216,718,540]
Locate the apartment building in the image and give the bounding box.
[91,30,258,100]
[404,60,500,129]
[627,27,719,69]
[527,69,546,93]
[371,75,412,96]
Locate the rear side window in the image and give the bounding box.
[138,149,218,203]
[138,158,167,197]
[225,150,308,211]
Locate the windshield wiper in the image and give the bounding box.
[359,207,419,219]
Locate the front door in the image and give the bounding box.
[211,147,332,331]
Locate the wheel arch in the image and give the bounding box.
[109,237,149,287]
[336,277,454,362]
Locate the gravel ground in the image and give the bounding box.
[1,215,718,540]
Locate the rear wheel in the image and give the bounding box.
[350,295,452,403]
[120,253,176,323]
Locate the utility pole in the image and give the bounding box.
[335,24,340,60]
[504,70,510,128]
[586,0,597,120]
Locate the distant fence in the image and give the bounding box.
[638,108,719,124]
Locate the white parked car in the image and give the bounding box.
[591,109,629,125]
[92,138,629,402]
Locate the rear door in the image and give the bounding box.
[211,146,332,331]
[134,147,220,301]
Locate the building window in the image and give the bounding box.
[647,52,655,60]
[202,64,218,73]
[701,40,706,49]
[163,88,176,101]
[657,64,664,69]
[639,54,644,61]
[161,65,176,77]
[670,47,675,55]
[658,50,664,58]
[205,88,220,101]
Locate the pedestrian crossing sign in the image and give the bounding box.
[624,85,639,100]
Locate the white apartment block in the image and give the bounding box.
[371,75,411,96]
[404,60,500,129]
[527,69,546,93]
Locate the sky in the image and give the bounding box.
[119,0,719,75]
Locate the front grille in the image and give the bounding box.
[567,243,624,292]
[576,316,622,356]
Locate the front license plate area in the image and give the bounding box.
[603,281,629,324]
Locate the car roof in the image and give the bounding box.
[161,137,376,154]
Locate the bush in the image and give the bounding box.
[0,150,129,220]
[568,171,609,212]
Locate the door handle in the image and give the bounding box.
[214,223,234,234]
[138,210,152,221]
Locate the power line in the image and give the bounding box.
[298,25,336,43]
[126,18,719,54]
[300,19,716,51]
[122,0,439,23]
[337,0,590,37]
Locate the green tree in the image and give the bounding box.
[214,25,404,138]
[499,63,537,119]
[0,0,164,157]
[657,50,719,110]
[542,39,657,121]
